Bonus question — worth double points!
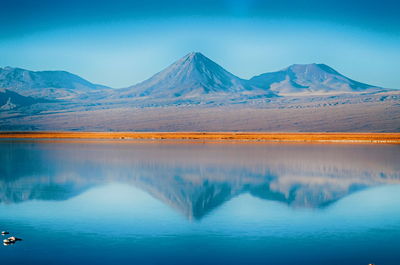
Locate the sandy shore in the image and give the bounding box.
[0,132,399,144]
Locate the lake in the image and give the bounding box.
[1,140,399,265]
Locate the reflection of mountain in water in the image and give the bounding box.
[1,141,399,219]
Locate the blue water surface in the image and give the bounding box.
[0,140,399,265]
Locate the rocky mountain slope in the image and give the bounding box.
[0,66,109,100]
[0,89,41,110]
[116,52,276,99]
[250,63,382,95]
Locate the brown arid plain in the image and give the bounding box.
[1,132,400,144]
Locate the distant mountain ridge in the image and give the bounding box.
[0,53,388,102]
[250,63,381,95]
[0,66,110,100]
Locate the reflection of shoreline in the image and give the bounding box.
[1,132,400,143]
[1,141,399,219]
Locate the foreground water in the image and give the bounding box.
[0,140,399,265]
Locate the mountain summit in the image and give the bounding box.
[250,63,381,95]
[118,52,276,99]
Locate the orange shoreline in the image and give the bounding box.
[0,132,400,144]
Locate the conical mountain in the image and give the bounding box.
[118,52,276,99]
[0,66,110,100]
[250,63,382,95]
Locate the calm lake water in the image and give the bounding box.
[1,140,400,265]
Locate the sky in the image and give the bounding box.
[0,0,399,88]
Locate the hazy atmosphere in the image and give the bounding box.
[1,0,400,88]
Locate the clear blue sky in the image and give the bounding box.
[0,0,399,88]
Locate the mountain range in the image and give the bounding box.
[0,52,399,132]
[0,52,386,101]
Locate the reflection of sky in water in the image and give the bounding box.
[1,140,400,264]
[2,184,400,236]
